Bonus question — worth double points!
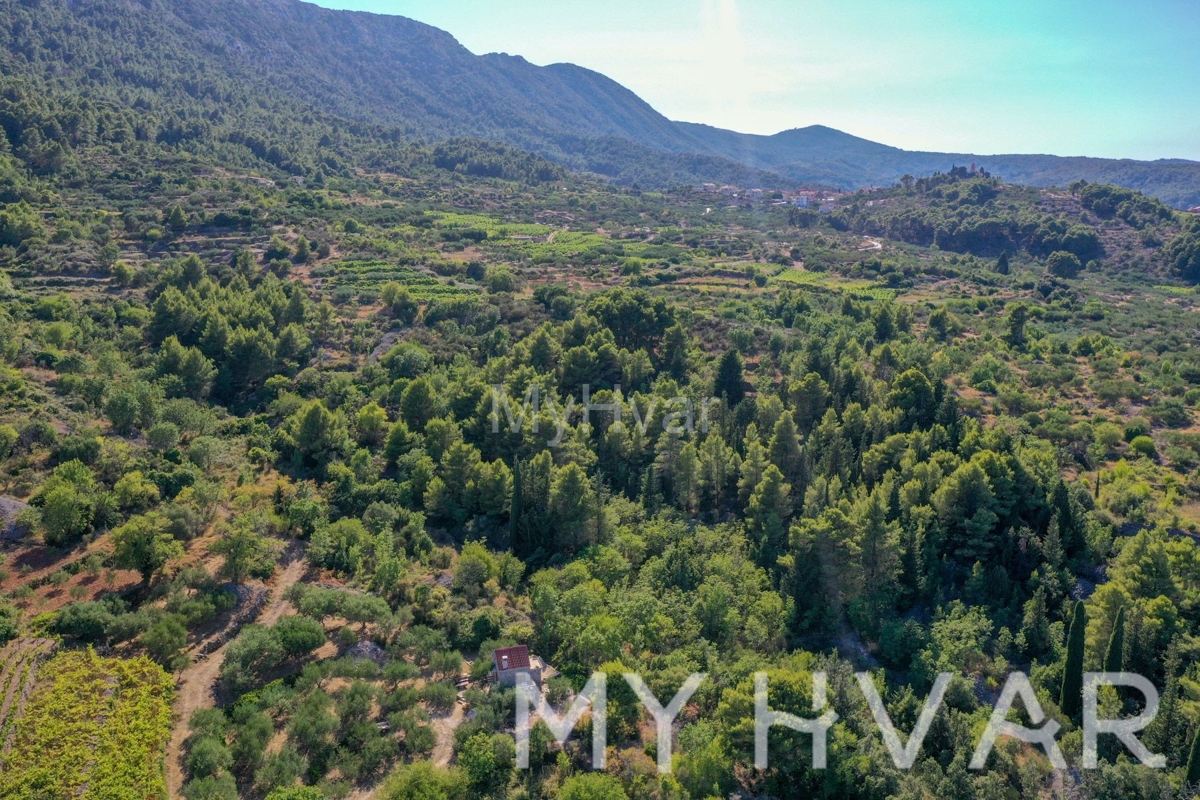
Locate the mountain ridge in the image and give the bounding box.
[2,0,1199,205]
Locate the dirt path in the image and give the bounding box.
[345,783,383,800]
[257,555,308,627]
[430,698,467,767]
[165,551,308,798]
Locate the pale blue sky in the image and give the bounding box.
[310,0,1200,160]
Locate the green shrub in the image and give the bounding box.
[1130,435,1157,459]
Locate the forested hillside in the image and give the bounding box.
[3,3,1200,800]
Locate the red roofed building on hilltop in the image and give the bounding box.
[490,645,547,688]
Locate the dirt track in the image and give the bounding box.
[164,552,308,798]
[430,698,467,767]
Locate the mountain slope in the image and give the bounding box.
[2,0,1199,205]
[0,0,702,153]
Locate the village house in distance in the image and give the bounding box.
[490,645,547,688]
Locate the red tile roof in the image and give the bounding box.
[493,645,531,671]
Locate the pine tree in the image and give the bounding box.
[640,464,662,515]
[1103,606,1125,673]
[179,254,205,286]
[549,463,597,555]
[660,322,690,382]
[856,490,899,613]
[767,412,803,491]
[746,465,792,566]
[516,452,554,559]
[928,306,950,341]
[1060,600,1087,721]
[699,433,738,513]
[737,425,768,509]
[167,204,188,232]
[675,442,700,515]
[935,391,961,446]
[283,287,308,326]
[293,234,311,263]
[714,349,745,406]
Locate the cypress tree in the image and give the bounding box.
[996,250,1010,274]
[1103,607,1125,673]
[1052,481,1086,558]
[1060,600,1087,720]
[1147,642,1185,760]
[1005,303,1028,348]
[509,459,522,554]
[1187,725,1200,785]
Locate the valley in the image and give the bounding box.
[0,2,1199,799]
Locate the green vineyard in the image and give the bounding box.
[313,259,480,299]
[770,267,897,299]
[0,639,55,753]
[0,650,174,800]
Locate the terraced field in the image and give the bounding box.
[431,211,552,238]
[312,259,480,299]
[771,266,898,299]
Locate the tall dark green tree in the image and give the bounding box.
[509,459,522,550]
[660,322,690,382]
[1186,726,1200,786]
[767,412,803,493]
[167,204,188,232]
[1060,600,1087,720]
[1103,606,1125,673]
[714,349,745,407]
[293,235,311,263]
[1146,643,1187,762]
[996,250,1010,274]
[889,368,936,432]
[1051,481,1081,557]
[1005,303,1028,349]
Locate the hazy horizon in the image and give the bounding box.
[309,0,1200,163]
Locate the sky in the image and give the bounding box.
[309,0,1200,161]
